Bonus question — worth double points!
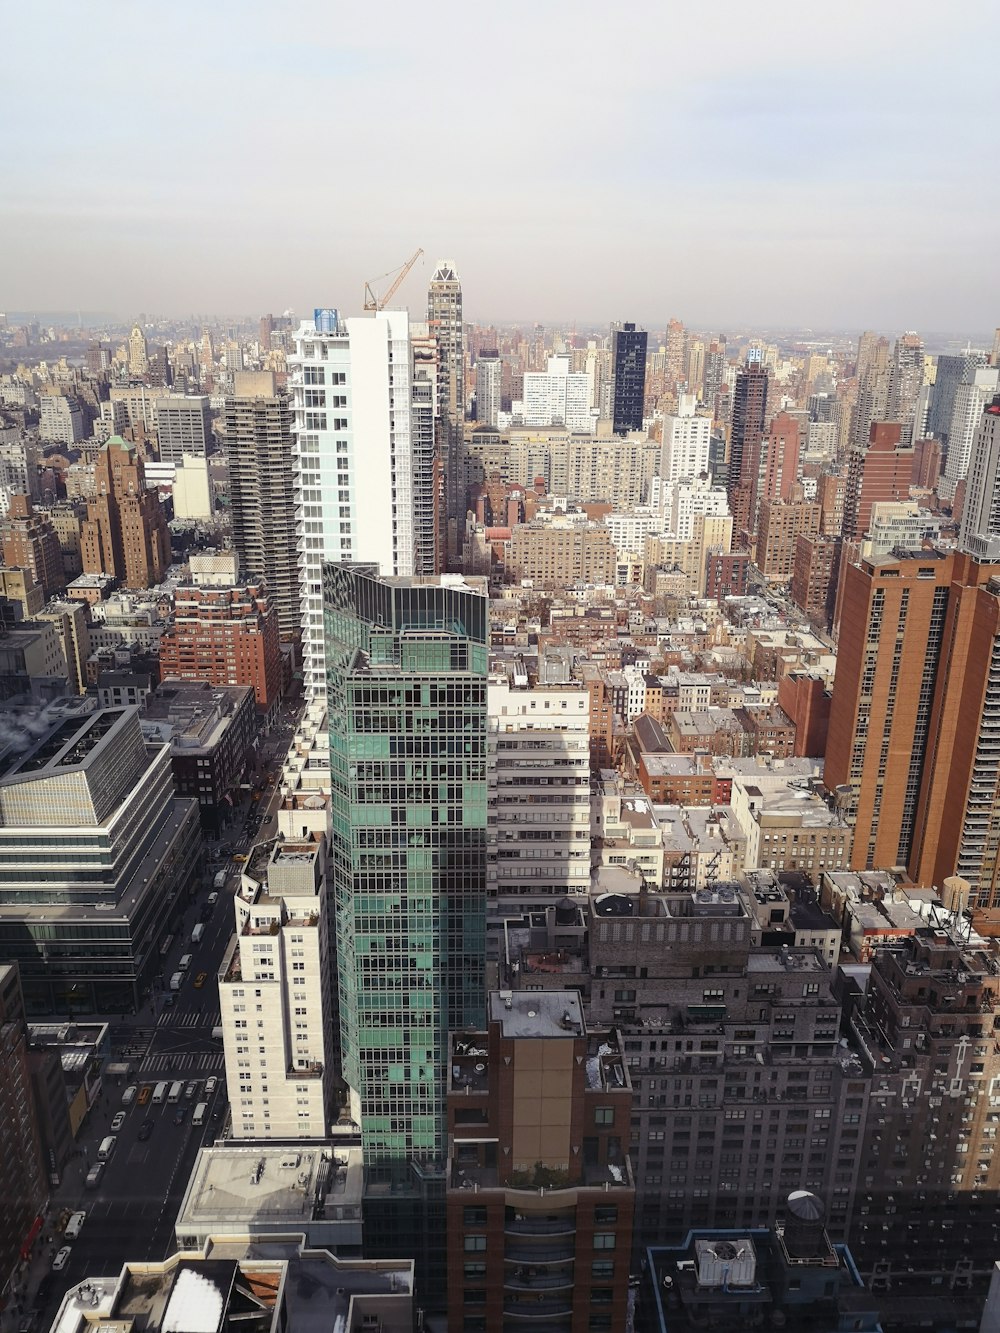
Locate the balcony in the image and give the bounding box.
[504,1271,574,1293]
[504,1244,576,1265]
[505,1217,576,1237]
[503,1301,574,1320]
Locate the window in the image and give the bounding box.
[464,1263,486,1278]
[593,1234,616,1250]
[591,1260,614,1279]
[595,1107,614,1126]
[464,1207,487,1225]
[464,1236,486,1252]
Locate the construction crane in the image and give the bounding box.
[363,248,424,312]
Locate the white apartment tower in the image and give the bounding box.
[488,677,591,915]
[289,308,418,700]
[476,352,503,428]
[519,357,596,433]
[960,396,1000,561]
[941,366,1000,501]
[659,393,711,481]
[218,835,333,1140]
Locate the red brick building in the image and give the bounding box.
[842,421,913,541]
[446,991,634,1333]
[158,581,282,713]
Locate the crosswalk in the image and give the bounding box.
[139,1050,226,1074]
[160,1009,221,1030]
[117,1025,156,1059]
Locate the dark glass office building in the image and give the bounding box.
[611,321,647,434]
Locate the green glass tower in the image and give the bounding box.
[323,564,488,1178]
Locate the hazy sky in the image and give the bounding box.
[3,0,998,333]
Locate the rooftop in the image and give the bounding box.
[175,1145,363,1233]
[488,989,585,1039]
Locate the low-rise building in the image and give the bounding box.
[730,774,853,877]
[48,1234,413,1333]
[143,680,256,832]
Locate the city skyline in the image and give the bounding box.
[4,1,998,328]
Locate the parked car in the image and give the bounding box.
[173,1106,187,1125]
[137,1119,154,1142]
[52,1248,71,1272]
[137,1084,152,1106]
[111,1111,126,1131]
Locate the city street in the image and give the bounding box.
[6,704,305,1333]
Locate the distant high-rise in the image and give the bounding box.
[929,348,987,445]
[1,494,65,599]
[81,438,171,589]
[884,331,924,445]
[611,321,647,434]
[659,393,711,482]
[842,421,912,541]
[224,373,300,646]
[126,323,148,378]
[154,394,212,463]
[427,262,465,565]
[940,366,1000,501]
[702,337,727,420]
[324,565,488,1175]
[475,351,502,428]
[959,396,1000,560]
[520,356,594,432]
[289,310,424,699]
[727,359,769,534]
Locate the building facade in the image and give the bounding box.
[219,835,334,1139]
[290,310,421,699]
[445,991,634,1333]
[223,372,300,647]
[488,679,591,914]
[324,567,488,1174]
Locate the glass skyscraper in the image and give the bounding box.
[323,563,488,1177]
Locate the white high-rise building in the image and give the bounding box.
[476,352,503,428]
[519,356,595,433]
[289,308,420,700]
[941,367,1000,501]
[650,474,730,541]
[659,393,711,481]
[219,835,334,1140]
[488,678,591,914]
[960,397,1000,560]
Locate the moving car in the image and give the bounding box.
[137,1084,152,1106]
[64,1212,86,1240]
[184,1080,197,1100]
[173,1105,188,1125]
[194,971,207,989]
[205,1076,218,1096]
[111,1111,126,1131]
[122,1085,137,1106]
[52,1247,71,1272]
[97,1136,116,1161]
[85,1163,104,1189]
[137,1119,154,1142]
[207,891,219,906]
